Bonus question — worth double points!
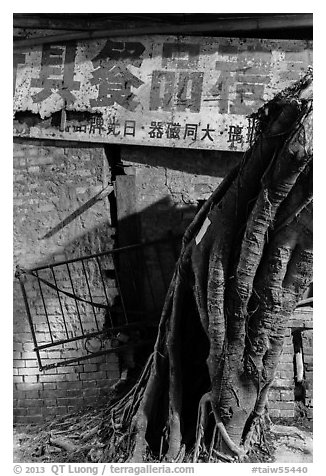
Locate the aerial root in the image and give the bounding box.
[193,392,246,463]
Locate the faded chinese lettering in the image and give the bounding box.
[176,72,204,112]
[162,42,200,69]
[150,71,203,112]
[279,45,310,82]
[149,71,175,111]
[31,43,80,104]
[90,40,145,111]
[13,52,26,94]
[210,43,272,115]
[13,35,312,151]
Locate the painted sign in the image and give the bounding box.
[13,35,312,151]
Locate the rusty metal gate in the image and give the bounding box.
[15,235,180,371]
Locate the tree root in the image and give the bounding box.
[193,392,246,462]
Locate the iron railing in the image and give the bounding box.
[15,235,181,370]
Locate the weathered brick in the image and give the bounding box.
[13,148,26,158]
[277,363,294,372]
[17,390,40,399]
[64,373,80,382]
[24,376,39,383]
[277,401,295,410]
[14,382,30,395]
[65,389,83,397]
[22,343,35,351]
[38,374,65,383]
[269,409,281,418]
[41,383,56,390]
[13,408,28,416]
[13,376,24,383]
[17,398,43,408]
[80,371,107,381]
[18,367,39,376]
[20,415,45,424]
[280,390,294,401]
[42,398,57,407]
[56,397,77,407]
[55,381,76,390]
[83,363,98,373]
[81,387,99,397]
[280,409,295,418]
[27,165,40,174]
[54,406,69,415]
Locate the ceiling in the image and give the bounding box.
[13,13,313,48]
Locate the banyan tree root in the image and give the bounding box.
[97,69,313,463]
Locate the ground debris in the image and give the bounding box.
[14,397,312,464]
[14,398,117,463]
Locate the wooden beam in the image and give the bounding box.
[14,14,313,49]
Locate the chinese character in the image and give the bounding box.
[227,125,244,149]
[93,40,145,65]
[148,121,164,139]
[162,42,200,69]
[176,72,203,112]
[31,43,80,104]
[210,43,271,115]
[107,117,121,136]
[90,40,145,111]
[201,124,215,142]
[166,122,181,139]
[232,81,268,115]
[13,52,26,94]
[89,116,105,134]
[246,117,259,145]
[279,48,310,83]
[149,71,175,111]
[209,67,234,114]
[150,71,203,112]
[124,120,136,137]
[73,124,87,133]
[184,124,198,141]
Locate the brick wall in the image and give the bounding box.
[268,308,313,419]
[301,329,313,418]
[14,140,311,424]
[13,141,120,424]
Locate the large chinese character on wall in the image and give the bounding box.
[13,35,312,151]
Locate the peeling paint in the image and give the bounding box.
[13,35,313,151]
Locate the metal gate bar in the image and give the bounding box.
[15,235,181,370]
